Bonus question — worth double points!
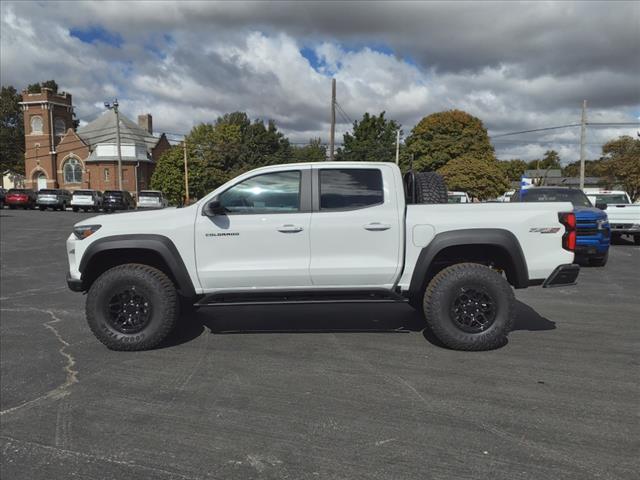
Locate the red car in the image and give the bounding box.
[5,189,37,209]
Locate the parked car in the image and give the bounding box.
[137,190,169,209]
[585,190,640,245]
[71,190,103,212]
[67,162,579,352]
[447,191,471,203]
[37,189,72,211]
[512,187,610,266]
[103,190,135,212]
[0,187,6,208]
[5,189,37,209]
[497,190,515,203]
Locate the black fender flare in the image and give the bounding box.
[79,234,196,297]
[408,228,529,301]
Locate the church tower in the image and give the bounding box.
[20,87,74,190]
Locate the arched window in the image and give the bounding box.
[31,116,43,134]
[55,118,66,136]
[63,158,83,184]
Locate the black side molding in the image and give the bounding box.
[79,234,196,297]
[542,264,580,288]
[408,228,530,301]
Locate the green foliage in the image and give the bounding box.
[498,159,528,181]
[26,80,59,93]
[601,136,640,201]
[526,150,561,170]
[0,85,25,174]
[438,154,510,200]
[561,159,607,178]
[406,110,495,172]
[151,112,294,203]
[291,138,327,163]
[335,112,401,162]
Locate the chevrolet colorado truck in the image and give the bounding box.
[66,162,579,352]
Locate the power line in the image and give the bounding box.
[490,124,581,138]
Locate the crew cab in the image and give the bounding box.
[67,162,579,352]
[512,187,610,266]
[585,190,640,245]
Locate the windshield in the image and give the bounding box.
[593,194,629,205]
[516,189,592,208]
[38,189,58,194]
[140,192,161,199]
[104,191,123,197]
[74,190,94,196]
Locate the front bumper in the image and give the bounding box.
[66,272,84,292]
[543,264,580,288]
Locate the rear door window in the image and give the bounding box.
[319,169,383,210]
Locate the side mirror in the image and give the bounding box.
[595,202,608,210]
[204,199,226,216]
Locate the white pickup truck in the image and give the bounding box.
[67,162,579,352]
[585,190,640,244]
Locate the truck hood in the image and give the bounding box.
[601,204,640,222]
[573,206,608,221]
[73,205,198,232]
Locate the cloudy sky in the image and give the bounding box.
[1,1,639,163]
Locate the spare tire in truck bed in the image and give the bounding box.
[405,171,448,204]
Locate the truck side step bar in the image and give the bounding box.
[194,288,409,307]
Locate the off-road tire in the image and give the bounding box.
[86,264,179,351]
[588,251,608,267]
[423,263,514,351]
[414,172,448,204]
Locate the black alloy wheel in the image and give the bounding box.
[106,286,152,334]
[450,286,496,333]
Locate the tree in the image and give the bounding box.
[291,138,327,163]
[601,135,640,201]
[0,85,25,174]
[26,80,59,94]
[498,159,527,181]
[149,146,185,205]
[335,112,400,162]
[526,150,561,170]
[562,159,608,178]
[406,110,495,172]
[438,154,510,200]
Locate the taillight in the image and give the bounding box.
[558,212,576,252]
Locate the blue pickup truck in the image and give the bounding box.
[512,187,610,266]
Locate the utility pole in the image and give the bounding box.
[105,99,123,190]
[395,130,400,165]
[183,140,190,205]
[329,78,336,161]
[579,100,587,190]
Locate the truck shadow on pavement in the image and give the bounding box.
[164,300,555,349]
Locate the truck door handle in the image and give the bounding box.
[364,222,391,231]
[277,224,304,233]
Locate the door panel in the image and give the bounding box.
[195,169,312,290]
[309,166,402,287]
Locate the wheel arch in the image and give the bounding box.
[408,228,529,304]
[79,234,196,297]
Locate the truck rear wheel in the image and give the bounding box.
[423,263,514,351]
[86,264,179,351]
[414,172,448,204]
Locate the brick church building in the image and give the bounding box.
[20,88,170,196]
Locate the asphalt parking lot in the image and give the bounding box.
[1,208,638,480]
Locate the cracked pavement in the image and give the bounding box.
[1,208,638,479]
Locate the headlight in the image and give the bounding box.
[596,219,608,230]
[73,224,101,239]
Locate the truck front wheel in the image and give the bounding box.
[86,264,179,351]
[423,263,514,351]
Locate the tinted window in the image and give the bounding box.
[594,194,629,204]
[515,188,592,208]
[104,191,123,197]
[73,190,94,196]
[39,189,58,194]
[8,189,28,194]
[320,169,383,210]
[140,192,162,199]
[219,171,301,213]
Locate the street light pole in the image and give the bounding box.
[105,99,123,191]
